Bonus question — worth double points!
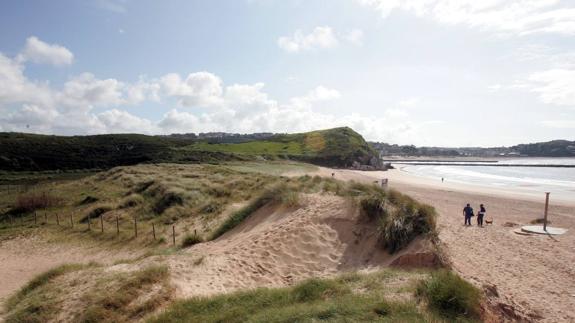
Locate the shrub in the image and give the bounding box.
[416,270,480,319]
[181,234,203,248]
[10,192,63,214]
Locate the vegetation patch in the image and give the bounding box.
[149,269,457,323]
[8,192,63,215]
[416,269,481,320]
[78,195,99,205]
[209,184,300,240]
[359,188,437,253]
[80,204,114,223]
[79,266,172,322]
[4,263,94,323]
[181,233,203,248]
[153,191,184,214]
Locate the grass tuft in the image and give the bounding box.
[181,233,203,248]
[416,269,481,319]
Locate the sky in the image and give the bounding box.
[0,0,574,147]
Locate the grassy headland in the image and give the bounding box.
[0,127,381,171]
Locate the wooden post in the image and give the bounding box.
[100,214,104,233]
[172,225,176,246]
[152,223,156,240]
[34,212,37,225]
[134,216,138,238]
[44,212,47,223]
[56,213,60,226]
[88,214,91,230]
[543,192,550,231]
[116,216,119,236]
[70,213,73,228]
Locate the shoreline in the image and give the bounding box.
[310,165,575,322]
[386,167,575,207]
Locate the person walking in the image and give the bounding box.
[477,204,486,227]
[463,203,474,226]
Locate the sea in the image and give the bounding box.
[389,158,575,201]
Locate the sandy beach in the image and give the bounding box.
[313,167,575,322]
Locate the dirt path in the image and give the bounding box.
[313,167,575,322]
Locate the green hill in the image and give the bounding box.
[0,127,382,171]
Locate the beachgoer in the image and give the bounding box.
[463,203,474,226]
[477,204,486,227]
[441,177,444,183]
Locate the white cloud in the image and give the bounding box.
[0,37,424,142]
[161,72,224,107]
[399,97,420,107]
[18,36,73,66]
[278,26,339,53]
[528,69,575,106]
[59,73,125,109]
[344,29,364,46]
[357,0,575,36]
[97,109,157,133]
[541,120,575,128]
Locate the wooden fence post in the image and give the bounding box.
[34,212,37,225]
[172,225,176,246]
[134,216,138,238]
[116,216,119,236]
[100,214,104,233]
[56,213,60,226]
[152,223,156,240]
[88,214,91,230]
[70,213,73,228]
[44,212,47,224]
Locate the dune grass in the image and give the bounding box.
[80,265,172,322]
[148,269,477,323]
[416,270,481,320]
[4,263,95,323]
[359,187,437,253]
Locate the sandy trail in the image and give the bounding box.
[314,167,575,322]
[0,236,139,306]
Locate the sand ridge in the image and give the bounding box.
[159,193,404,298]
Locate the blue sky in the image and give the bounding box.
[1,0,574,146]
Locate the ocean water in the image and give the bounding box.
[396,158,575,200]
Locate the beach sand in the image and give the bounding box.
[313,167,575,322]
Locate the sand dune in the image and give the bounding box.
[157,193,430,298]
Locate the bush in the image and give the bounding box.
[10,192,63,214]
[416,270,480,319]
[181,234,203,248]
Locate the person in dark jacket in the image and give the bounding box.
[463,203,474,226]
[477,204,486,227]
